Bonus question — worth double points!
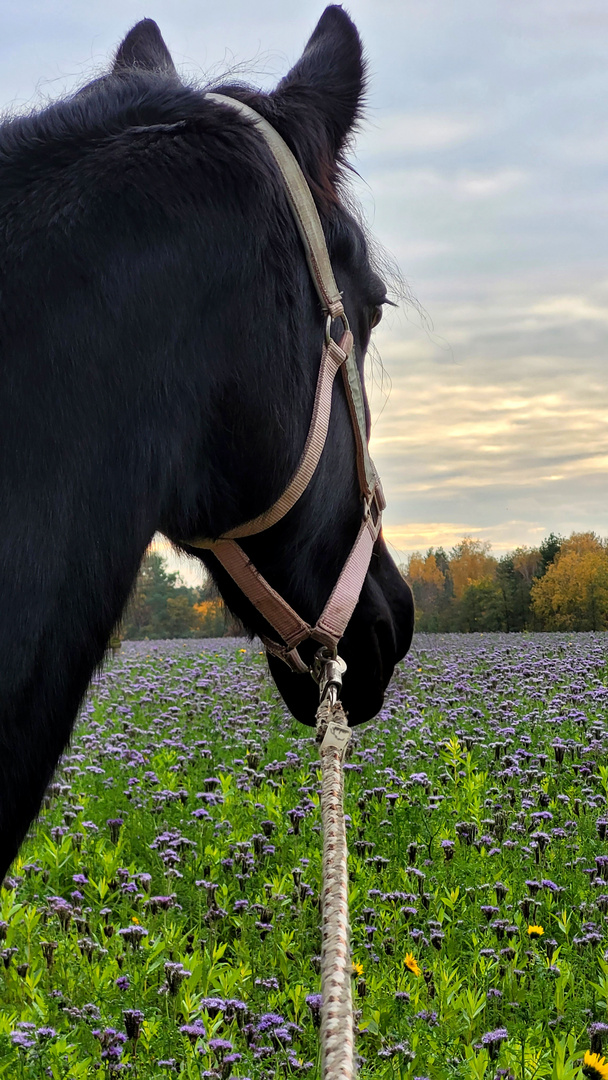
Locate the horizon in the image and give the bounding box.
[154,527,604,588]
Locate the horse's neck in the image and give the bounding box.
[0,438,158,877]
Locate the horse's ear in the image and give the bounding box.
[272,6,365,159]
[113,19,177,76]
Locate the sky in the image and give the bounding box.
[3,0,607,583]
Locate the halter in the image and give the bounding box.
[184,93,385,675]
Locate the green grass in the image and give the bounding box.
[1,632,608,1078]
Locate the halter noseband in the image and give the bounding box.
[183,93,385,674]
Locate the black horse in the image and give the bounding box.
[0,7,414,879]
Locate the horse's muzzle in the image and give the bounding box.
[267,572,414,727]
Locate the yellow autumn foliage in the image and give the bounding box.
[531,533,608,630]
[559,531,605,557]
[193,599,223,617]
[448,536,497,600]
[406,552,445,588]
[193,599,226,634]
[512,546,542,583]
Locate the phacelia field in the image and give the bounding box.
[2,633,608,1080]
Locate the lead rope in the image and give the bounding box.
[314,651,356,1080]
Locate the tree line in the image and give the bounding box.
[118,551,240,640]
[402,532,608,632]
[116,534,608,641]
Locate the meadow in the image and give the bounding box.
[2,633,608,1079]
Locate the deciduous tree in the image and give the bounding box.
[448,537,497,600]
[120,551,235,638]
[405,548,452,630]
[531,534,608,631]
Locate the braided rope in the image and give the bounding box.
[316,697,356,1080]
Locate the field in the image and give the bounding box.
[2,633,608,1079]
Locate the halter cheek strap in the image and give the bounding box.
[180,93,385,673]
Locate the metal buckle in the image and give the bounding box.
[311,644,337,680]
[362,480,385,524]
[311,646,347,705]
[362,490,378,523]
[325,311,350,346]
[261,635,311,674]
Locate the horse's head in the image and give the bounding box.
[110,7,415,725]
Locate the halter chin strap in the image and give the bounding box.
[181,92,385,674]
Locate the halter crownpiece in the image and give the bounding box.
[182,92,386,674]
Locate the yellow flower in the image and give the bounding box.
[583,1050,608,1079]
[352,961,364,977]
[131,916,140,925]
[238,648,247,653]
[404,952,421,976]
[527,924,544,938]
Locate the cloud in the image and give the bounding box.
[359,167,528,205]
[529,296,608,325]
[359,111,483,155]
[383,520,547,559]
[366,166,529,201]
[365,273,608,560]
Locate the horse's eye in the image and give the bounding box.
[370,305,383,329]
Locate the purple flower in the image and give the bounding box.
[208,1038,233,1057]
[256,1013,286,1033]
[543,882,563,900]
[589,1021,608,1054]
[11,1031,35,1049]
[180,1021,206,1044]
[161,961,191,994]
[123,1010,144,1041]
[92,1027,128,1062]
[107,819,124,843]
[415,1010,438,1026]
[117,926,148,946]
[145,895,176,914]
[481,1027,508,1060]
[271,1026,293,1045]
